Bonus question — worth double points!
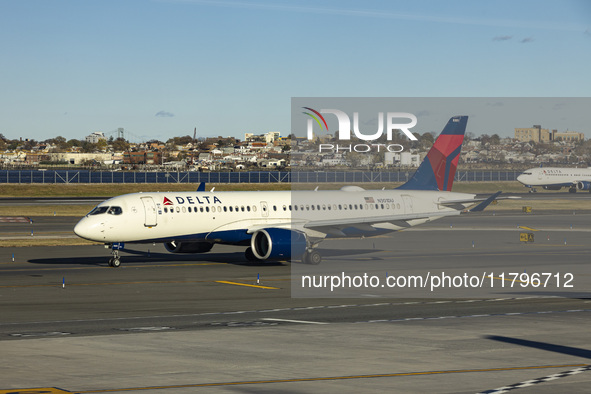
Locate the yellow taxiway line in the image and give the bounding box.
[215,280,280,290]
[12,363,584,393]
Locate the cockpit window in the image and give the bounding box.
[88,206,109,215]
[88,206,123,216]
[108,206,123,215]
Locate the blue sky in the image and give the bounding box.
[1,0,589,142]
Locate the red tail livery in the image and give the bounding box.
[397,116,467,191]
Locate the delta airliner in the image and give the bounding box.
[517,167,591,193]
[74,116,500,267]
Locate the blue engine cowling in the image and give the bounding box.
[250,228,307,260]
[576,181,591,191]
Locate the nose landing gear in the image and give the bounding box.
[108,248,121,267]
[107,243,124,268]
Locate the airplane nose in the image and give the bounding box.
[73,220,87,239]
[74,219,96,241]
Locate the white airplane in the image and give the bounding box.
[517,167,591,193]
[74,115,501,267]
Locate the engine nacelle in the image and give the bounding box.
[164,241,213,253]
[250,228,307,260]
[576,181,591,191]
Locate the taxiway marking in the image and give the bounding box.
[215,280,280,290]
[261,318,328,325]
[55,364,591,392]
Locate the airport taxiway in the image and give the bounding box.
[1,211,591,393]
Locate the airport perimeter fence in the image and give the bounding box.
[0,170,522,184]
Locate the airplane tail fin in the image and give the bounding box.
[397,115,468,191]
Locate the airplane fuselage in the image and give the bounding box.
[517,167,591,192]
[74,189,475,245]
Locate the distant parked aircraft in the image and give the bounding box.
[517,167,591,193]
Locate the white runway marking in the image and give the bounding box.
[262,318,328,325]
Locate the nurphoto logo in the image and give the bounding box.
[302,107,417,152]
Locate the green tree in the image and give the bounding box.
[67,139,82,148]
[111,138,130,151]
[81,141,97,153]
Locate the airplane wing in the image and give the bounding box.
[244,211,462,238]
[438,192,519,211]
[304,210,460,230]
[246,193,509,237]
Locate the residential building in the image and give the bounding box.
[85,132,106,144]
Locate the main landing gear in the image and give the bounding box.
[302,249,322,265]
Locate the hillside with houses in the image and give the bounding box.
[0,125,588,171]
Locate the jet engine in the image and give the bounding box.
[576,181,591,191]
[250,228,307,260]
[164,241,214,253]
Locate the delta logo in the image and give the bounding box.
[162,195,222,205]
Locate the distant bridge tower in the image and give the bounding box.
[117,128,124,140]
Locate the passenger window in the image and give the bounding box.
[247,206,251,212]
[206,207,210,212]
[164,207,168,213]
[188,207,192,213]
[273,206,277,211]
[182,207,186,213]
[241,206,245,212]
[229,206,233,212]
[223,206,227,212]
